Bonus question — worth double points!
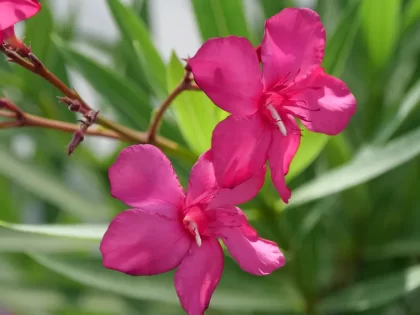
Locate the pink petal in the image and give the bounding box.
[268,119,301,203]
[261,8,325,89]
[216,216,285,275]
[211,114,271,188]
[189,36,263,116]
[287,69,357,135]
[0,0,41,31]
[208,167,266,209]
[100,207,191,276]
[185,151,217,208]
[175,238,224,315]
[206,206,257,238]
[109,145,185,209]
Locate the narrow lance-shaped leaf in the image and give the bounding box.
[52,35,152,130]
[360,0,402,70]
[0,148,109,220]
[260,0,295,19]
[319,264,420,312]
[31,254,292,312]
[374,78,420,144]
[323,0,361,76]
[191,0,252,42]
[106,0,167,98]
[403,0,420,32]
[286,124,420,208]
[0,221,104,254]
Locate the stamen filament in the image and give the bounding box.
[267,104,287,136]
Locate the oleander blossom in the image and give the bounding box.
[0,0,41,47]
[188,8,356,203]
[100,145,285,315]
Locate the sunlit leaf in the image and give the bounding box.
[167,53,227,155]
[403,0,420,32]
[191,0,251,42]
[288,128,328,181]
[360,0,402,70]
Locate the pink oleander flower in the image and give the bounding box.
[188,8,356,203]
[0,0,41,48]
[100,145,285,315]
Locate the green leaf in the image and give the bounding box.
[0,225,102,253]
[260,0,294,19]
[0,149,109,220]
[374,78,420,144]
[364,239,420,261]
[288,128,329,181]
[167,53,227,155]
[191,0,251,41]
[323,0,361,76]
[287,125,420,208]
[0,221,104,253]
[0,69,23,88]
[52,35,152,130]
[0,286,129,314]
[319,264,420,312]
[0,221,104,239]
[403,0,420,32]
[360,0,402,70]
[106,0,166,98]
[31,254,295,312]
[0,286,66,312]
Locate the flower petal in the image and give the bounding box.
[287,69,357,135]
[268,120,301,203]
[216,215,285,275]
[109,145,185,209]
[189,36,263,116]
[211,114,271,188]
[0,0,41,31]
[205,206,256,237]
[185,151,217,208]
[100,207,191,276]
[175,238,224,315]
[208,167,266,209]
[261,8,325,89]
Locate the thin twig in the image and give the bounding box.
[0,109,124,139]
[0,107,196,162]
[146,68,197,143]
[1,46,196,161]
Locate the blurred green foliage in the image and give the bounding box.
[1,0,420,314]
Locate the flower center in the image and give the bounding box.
[183,206,207,247]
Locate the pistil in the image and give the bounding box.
[267,104,287,136]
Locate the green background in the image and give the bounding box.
[1,0,420,314]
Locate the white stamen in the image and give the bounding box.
[267,104,287,136]
[188,221,202,247]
